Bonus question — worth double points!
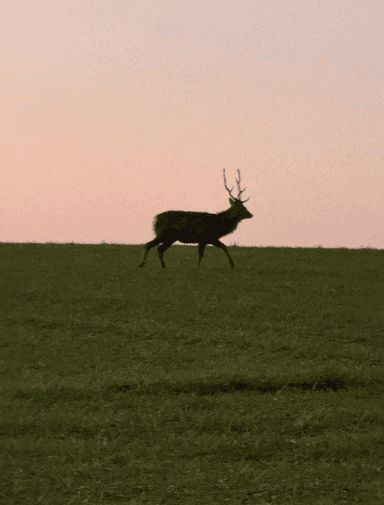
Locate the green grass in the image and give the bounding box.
[1,242,384,504]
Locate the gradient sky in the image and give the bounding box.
[1,0,383,248]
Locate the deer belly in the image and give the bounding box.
[177,233,201,244]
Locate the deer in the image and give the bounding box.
[139,169,253,269]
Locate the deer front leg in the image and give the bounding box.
[212,239,234,268]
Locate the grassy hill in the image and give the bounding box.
[1,242,383,504]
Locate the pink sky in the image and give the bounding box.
[1,0,383,248]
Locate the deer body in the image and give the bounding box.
[139,170,253,268]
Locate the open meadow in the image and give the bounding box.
[1,242,384,504]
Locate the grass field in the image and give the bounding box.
[1,242,384,504]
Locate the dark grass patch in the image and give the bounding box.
[107,373,382,396]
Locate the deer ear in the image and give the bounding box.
[229,198,235,206]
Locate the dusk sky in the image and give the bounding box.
[1,0,383,248]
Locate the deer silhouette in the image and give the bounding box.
[139,169,253,268]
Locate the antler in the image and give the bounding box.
[235,169,249,202]
[223,169,249,203]
[223,169,235,201]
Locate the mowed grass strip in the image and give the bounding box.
[1,243,383,504]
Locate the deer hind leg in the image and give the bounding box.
[139,237,162,267]
[157,240,175,268]
[212,239,234,268]
[197,243,206,268]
